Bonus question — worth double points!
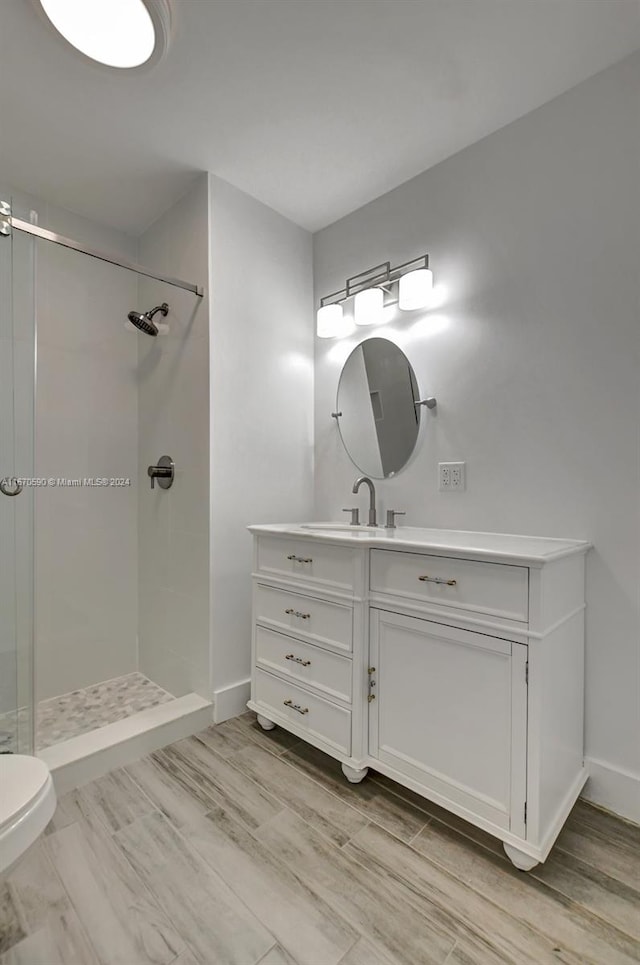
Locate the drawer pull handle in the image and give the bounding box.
[283,699,309,715]
[287,554,313,564]
[285,653,311,666]
[285,608,311,620]
[418,575,457,586]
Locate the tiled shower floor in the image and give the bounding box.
[36,672,174,749]
[0,672,174,752]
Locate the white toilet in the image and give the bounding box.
[0,755,56,876]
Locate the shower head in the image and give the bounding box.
[127,302,169,336]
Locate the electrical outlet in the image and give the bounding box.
[450,462,465,490]
[439,462,466,491]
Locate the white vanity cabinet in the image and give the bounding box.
[249,535,366,761]
[369,611,528,838]
[248,525,590,870]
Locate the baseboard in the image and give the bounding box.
[213,678,251,723]
[582,757,640,824]
[40,693,213,796]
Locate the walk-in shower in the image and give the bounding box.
[0,188,211,785]
[128,302,169,336]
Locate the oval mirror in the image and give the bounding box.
[336,337,421,479]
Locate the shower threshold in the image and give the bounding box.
[36,673,212,794]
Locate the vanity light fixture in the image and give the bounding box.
[316,303,346,339]
[38,0,171,69]
[354,287,384,327]
[398,267,433,310]
[316,254,432,338]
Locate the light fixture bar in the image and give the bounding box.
[390,254,430,281]
[319,287,348,309]
[346,262,391,298]
[319,253,430,310]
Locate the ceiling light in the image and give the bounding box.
[317,303,346,339]
[39,0,171,69]
[354,288,384,327]
[398,268,433,310]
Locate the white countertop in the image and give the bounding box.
[248,523,591,565]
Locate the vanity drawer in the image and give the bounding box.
[254,669,351,756]
[254,583,353,654]
[256,537,356,593]
[370,550,529,622]
[255,626,352,703]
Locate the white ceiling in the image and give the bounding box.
[1,0,639,236]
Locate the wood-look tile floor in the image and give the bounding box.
[2,713,638,965]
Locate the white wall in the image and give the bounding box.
[313,54,640,819]
[137,175,210,699]
[209,175,314,720]
[34,202,139,699]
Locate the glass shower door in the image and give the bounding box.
[0,196,35,754]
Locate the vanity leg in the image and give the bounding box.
[256,714,276,731]
[341,762,369,784]
[503,843,539,871]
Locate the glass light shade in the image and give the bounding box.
[40,0,157,68]
[398,268,433,310]
[316,303,344,339]
[354,287,384,326]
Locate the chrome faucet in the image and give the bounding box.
[352,476,377,526]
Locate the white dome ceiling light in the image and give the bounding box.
[38,0,171,69]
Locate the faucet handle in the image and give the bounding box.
[147,455,175,491]
[342,507,361,526]
[385,509,406,529]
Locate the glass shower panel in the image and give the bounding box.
[0,197,36,754]
[33,240,141,726]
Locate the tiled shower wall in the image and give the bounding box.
[136,175,210,699]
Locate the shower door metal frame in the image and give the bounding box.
[1,204,205,298]
[0,196,37,754]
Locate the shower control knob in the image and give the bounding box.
[147,455,174,490]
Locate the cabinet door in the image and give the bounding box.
[369,610,527,833]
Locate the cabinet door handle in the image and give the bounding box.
[287,554,312,564]
[283,699,309,715]
[418,575,457,586]
[284,608,311,620]
[285,653,311,666]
